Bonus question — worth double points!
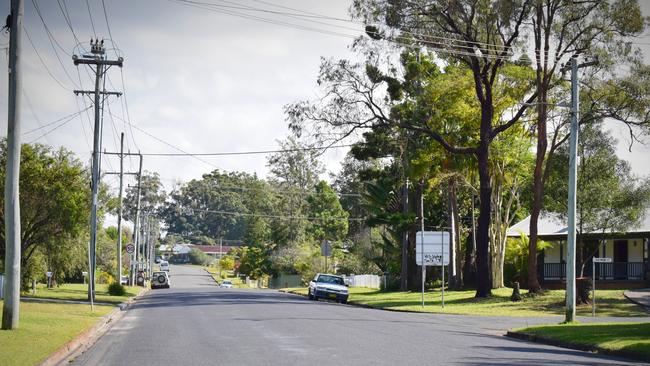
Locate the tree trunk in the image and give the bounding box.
[463,196,477,288]
[400,180,409,291]
[475,144,492,297]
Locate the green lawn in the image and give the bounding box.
[515,322,650,362]
[24,283,142,304]
[0,301,114,366]
[281,287,647,317]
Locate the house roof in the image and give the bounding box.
[507,209,650,238]
[193,245,234,254]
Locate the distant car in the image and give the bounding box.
[151,271,170,289]
[155,257,161,264]
[120,275,128,285]
[160,261,170,272]
[219,280,233,288]
[308,273,349,304]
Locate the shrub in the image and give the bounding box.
[108,282,126,296]
[98,271,114,284]
[189,248,210,265]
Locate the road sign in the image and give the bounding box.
[593,257,612,263]
[46,271,52,278]
[126,244,135,254]
[320,240,332,257]
[416,231,450,266]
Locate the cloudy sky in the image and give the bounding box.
[0,0,649,203]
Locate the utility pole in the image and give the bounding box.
[2,0,24,330]
[116,133,124,283]
[104,145,143,285]
[73,39,123,300]
[133,155,143,283]
[563,55,598,323]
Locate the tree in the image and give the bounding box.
[0,142,89,287]
[525,0,648,293]
[307,181,349,242]
[266,137,325,246]
[124,171,166,221]
[544,124,650,276]
[289,43,535,297]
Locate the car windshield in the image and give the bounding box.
[153,272,165,276]
[223,281,231,284]
[317,275,344,285]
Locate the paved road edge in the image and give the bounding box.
[505,330,649,363]
[38,288,149,366]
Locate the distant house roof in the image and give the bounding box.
[193,245,234,254]
[507,209,650,239]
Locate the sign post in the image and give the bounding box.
[416,231,450,309]
[592,257,612,316]
[321,240,332,273]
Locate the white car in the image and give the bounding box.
[308,273,349,303]
[151,271,170,289]
[219,280,233,288]
[160,261,170,272]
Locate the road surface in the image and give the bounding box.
[72,265,644,365]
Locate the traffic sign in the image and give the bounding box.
[126,244,135,254]
[593,257,612,263]
[416,231,450,266]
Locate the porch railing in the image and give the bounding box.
[542,262,645,281]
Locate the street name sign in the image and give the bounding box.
[415,231,450,266]
[593,257,612,263]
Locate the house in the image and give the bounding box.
[158,243,193,262]
[193,245,234,259]
[507,211,649,287]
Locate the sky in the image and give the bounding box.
[0,0,649,217]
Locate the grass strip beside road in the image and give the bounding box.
[281,287,647,317]
[511,322,650,362]
[0,301,114,366]
[24,283,142,304]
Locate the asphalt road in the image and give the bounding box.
[72,265,646,366]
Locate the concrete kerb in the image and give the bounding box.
[38,287,149,366]
[623,289,650,312]
[506,330,649,364]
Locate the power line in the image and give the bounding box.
[31,0,80,87]
[23,27,70,90]
[85,0,97,38]
[140,144,356,156]
[175,206,364,222]
[22,107,92,135]
[108,111,219,169]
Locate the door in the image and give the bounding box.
[613,240,628,280]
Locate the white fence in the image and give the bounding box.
[345,274,381,289]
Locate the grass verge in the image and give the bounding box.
[24,283,141,304]
[280,287,647,317]
[0,301,114,366]
[510,322,650,362]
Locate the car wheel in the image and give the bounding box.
[308,290,314,300]
[341,299,348,304]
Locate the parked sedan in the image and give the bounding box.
[308,273,348,304]
[151,271,171,289]
[219,280,233,288]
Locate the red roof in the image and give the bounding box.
[192,245,234,254]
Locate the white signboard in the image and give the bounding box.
[46,271,53,278]
[416,231,450,266]
[593,257,612,263]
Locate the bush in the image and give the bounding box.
[108,282,126,296]
[98,271,114,284]
[189,248,211,265]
